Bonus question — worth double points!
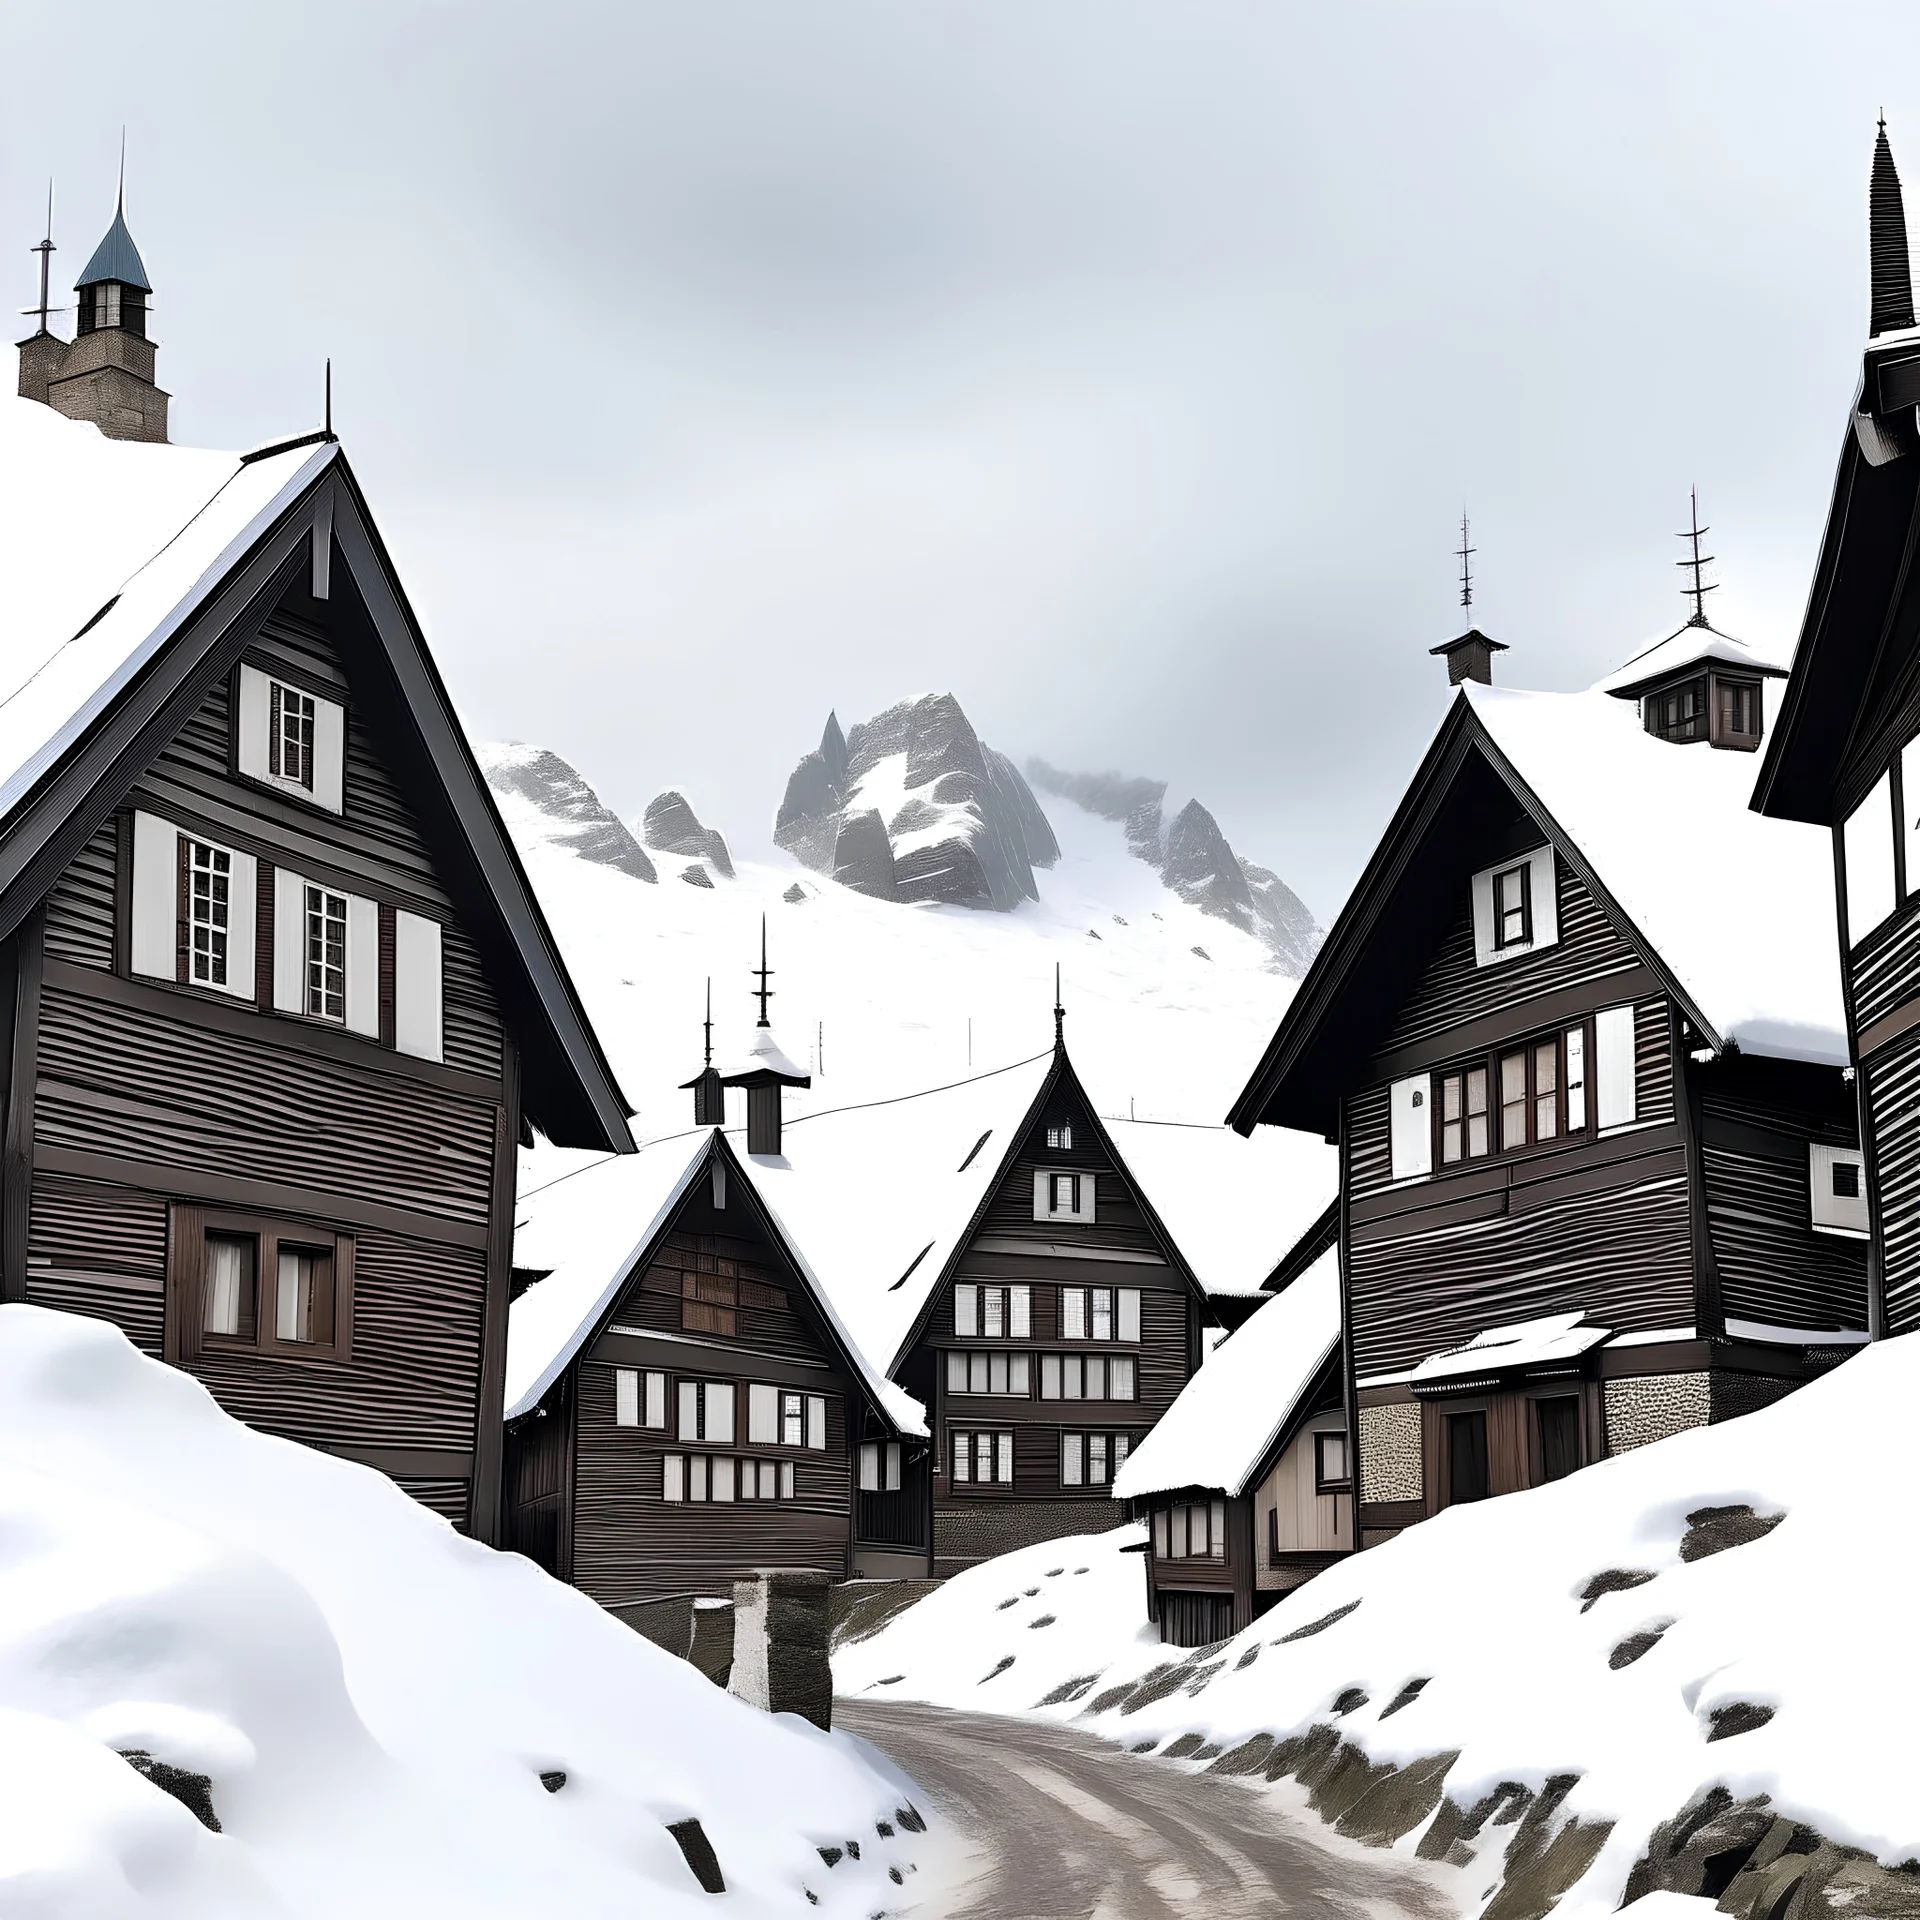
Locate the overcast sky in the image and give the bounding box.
[4,3,1907,919]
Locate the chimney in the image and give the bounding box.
[1429,629,1509,687]
[679,979,727,1126]
[1872,116,1916,337]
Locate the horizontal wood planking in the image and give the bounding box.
[1849,904,1920,1037]
[43,819,117,970]
[1381,858,1643,1053]
[614,1225,845,1367]
[1868,1026,1920,1335]
[1636,998,1675,1122]
[34,979,497,1231]
[1346,1170,1694,1379]
[569,1358,852,1606]
[394,1478,472,1524]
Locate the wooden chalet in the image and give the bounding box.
[1752,122,1920,1343]
[1113,1244,1347,1647]
[503,1125,923,1611]
[1230,629,1869,1547]
[1,219,631,1542]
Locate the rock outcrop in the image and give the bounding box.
[643,790,734,878]
[1026,758,1321,976]
[776,697,1059,910]
[479,745,657,882]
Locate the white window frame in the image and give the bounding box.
[1389,1074,1432,1182]
[859,1440,903,1492]
[1809,1143,1870,1238]
[677,1379,735,1446]
[1844,771,1898,946]
[236,663,345,814]
[1033,1167,1097,1224]
[1594,1003,1638,1133]
[1470,845,1559,968]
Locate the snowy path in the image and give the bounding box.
[839,1700,1460,1920]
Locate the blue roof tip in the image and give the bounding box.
[75,201,151,293]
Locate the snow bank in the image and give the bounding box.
[0,1306,930,1918]
[839,1336,1920,1915]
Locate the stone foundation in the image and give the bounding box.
[1604,1372,1710,1455]
[1358,1402,1423,1503]
[933,1497,1125,1573]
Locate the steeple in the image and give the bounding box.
[678,978,726,1126]
[16,158,169,443]
[717,922,811,1155]
[1871,116,1916,338]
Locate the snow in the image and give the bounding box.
[1112,1250,1340,1500]
[839,1333,1920,1916]
[1465,680,1848,1066]
[1589,622,1788,698]
[0,1304,933,1918]
[0,396,330,822]
[1409,1311,1612,1387]
[721,1025,812,1084]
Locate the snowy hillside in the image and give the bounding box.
[481,741,1308,1150]
[837,1337,1920,1920]
[0,1305,932,1919]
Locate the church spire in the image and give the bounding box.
[1871,115,1916,337]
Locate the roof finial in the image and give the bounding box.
[1456,510,1475,614]
[703,976,713,1067]
[24,179,55,336]
[324,358,334,440]
[753,916,773,1028]
[1871,115,1916,336]
[117,128,126,214]
[1053,963,1064,1046]
[1676,488,1718,628]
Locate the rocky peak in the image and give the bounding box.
[479,744,657,883]
[643,790,734,879]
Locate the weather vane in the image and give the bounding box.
[1676,488,1718,628]
[1456,511,1476,614]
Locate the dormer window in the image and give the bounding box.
[1492,864,1532,949]
[1646,676,1708,743]
[1640,670,1766,751]
[1714,677,1761,749]
[1050,1173,1079,1213]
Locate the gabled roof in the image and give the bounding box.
[505,1127,925,1433]
[1111,1248,1340,1501]
[1231,676,1847,1136]
[76,201,151,292]
[1593,620,1789,701]
[0,395,632,1149]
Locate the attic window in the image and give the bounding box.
[1050,1172,1080,1214]
[272,683,317,790]
[1717,679,1759,745]
[1492,864,1532,949]
[1645,676,1708,743]
[1046,1124,1073,1150]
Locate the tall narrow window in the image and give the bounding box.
[1493,864,1531,948]
[1565,1027,1587,1133]
[1314,1430,1350,1492]
[203,1233,257,1340]
[1500,1050,1528,1150]
[304,885,347,1021]
[780,1390,805,1446]
[1439,1066,1491,1164]
[275,1242,334,1345]
[272,683,318,789]
[187,840,232,988]
[1533,1040,1559,1141]
[1049,1173,1080,1214]
[1090,1288,1113,1341]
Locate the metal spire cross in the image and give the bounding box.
[752,917,774,1028]
[1456,511,1476,613]
[1053,963,1065,1046]
[1676,488,1718,629]
[702,976,713,1067]
[23,180,56,335]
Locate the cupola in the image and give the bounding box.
[1429,517,1508,686]
[716,920,810,1155]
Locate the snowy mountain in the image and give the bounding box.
[1028,758,1321,976]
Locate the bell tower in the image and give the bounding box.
[16,173,170,443]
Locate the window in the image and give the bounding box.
[171,1206,353,1363]
[1050,1173,1079,1214]
[1843,771,1897,946]
[1061,1287,1140,1341]
[304,885,347,1021]
[781,1390,806,1446]
[1033,1168,1096,1223]
[1645,676,1708,743]
[860,1441,903,1492]
[1535,1397,1582,1484]
[1152,1500,1226,1561]
[950,1430,1013,1485]
[1492,863,1532,949]
[952,1283,1029,1338]
[1060,1431,1130,1487]
[664,1455,795,1502]
[748,1383,828,1445]
[946,1351,1032,1395]
[1810,1143,1870,1237]
[681,1271,736,1337]
[1447,1410,1490,1504]
[677,1379,735,1445]
[186,840,233,988]
[615,1368,667,1428]
[272,683,318,790]
[1039,1353,1136,1401]
[1717,679,1759,743]
[1314,1430,1351,1493]
[1046,1123,1074,1150]
[1438,1023,1592,1165]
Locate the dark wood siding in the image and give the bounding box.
[1868,1024,1920,1334]
[1849,904,1920,1037]
[43,818,118,971]
[1382,857,1642,1053]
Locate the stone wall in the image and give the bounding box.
[1710,1371,1800,1424]
[933,1497,1126,1573]
[1358,1402,1423,1503]
[1604,1372,1710,1455]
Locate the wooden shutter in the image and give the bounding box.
[1062,1288,1086,1339]
[268,682,282,777]
[223,850,258,1002]
[393,911,444,1061]
[235,665,273,783]
[645,1371,665,1428]
[662,1455,684,1501]
[130,812,179,979]
[311,695,346,814]
[806,1395,827,1450]
[748,1383,778,1444]
[1117,1288,1141,1341]
[1594,1005,1638,1131]
[615,1369,640,1426]
[1009,1285,1031,1337]
[677,1381,700,1442]
[1389,1074,1432,1180]
[706,1383,735,1445]
[953,1283,978,1337]
[273,866,307,1012]
[344,895,380,1037]
[1844,771,1897,945]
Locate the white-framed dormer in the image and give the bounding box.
[235,662,346,814]
[1033,1167,1096,1224]
[1470,845,1558,968]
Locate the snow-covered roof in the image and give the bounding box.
[508,1128,928,1433]
[0,396,333,827]
[719,1024,811,1085]
[1467,680,1848,1065]
[1098,1118,1335,1296]
[1410,1311,1612,1387]
[1112,1249,1340,1501]
[1590,620,1788,698]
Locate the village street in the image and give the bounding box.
[839,1700,1460,1920]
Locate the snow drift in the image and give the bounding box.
[837,1335,1920,1919]
[0,1306,929,1919]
